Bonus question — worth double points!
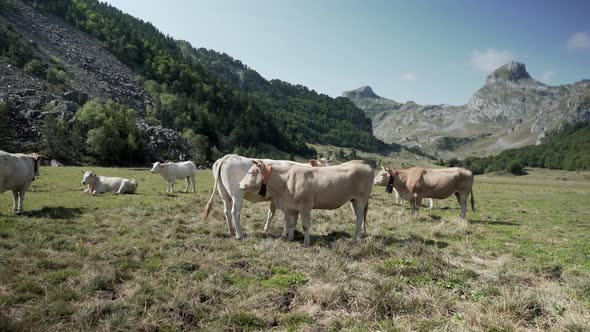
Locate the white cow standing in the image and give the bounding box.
[0,150,43,213]
[150,161,197,193]
[202,154,326,239]
[81,171,137,195]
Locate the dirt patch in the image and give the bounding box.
[280,289,295,312]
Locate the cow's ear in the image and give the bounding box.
[81,170,85,174]
[381,164,387,172]
[252,160,257,165]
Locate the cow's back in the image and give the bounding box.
[100,176,126,192]
[0,151,34,192]
[421,167,473,199]
[285,160,373,209]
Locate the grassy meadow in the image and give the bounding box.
[0,166,589,331]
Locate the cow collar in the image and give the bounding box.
[385,169,397,194]
[258,165,272,197]
[390,169,397,178]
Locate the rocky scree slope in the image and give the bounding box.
[343,62,590,157]
[0,1,188,161]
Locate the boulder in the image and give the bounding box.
[63,90,89,105]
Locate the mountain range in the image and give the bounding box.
[343,62,590,158]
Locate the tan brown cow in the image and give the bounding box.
[374,166,475,220]
[239,160,374,246]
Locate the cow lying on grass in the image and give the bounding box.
[239,160,373,246]
[81,171,137,195]
[374,165,475,220]
[150,161,197,193]
[0,150,43,213]
[202,154,330,240]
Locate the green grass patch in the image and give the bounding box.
[0,166,589,330]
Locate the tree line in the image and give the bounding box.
[437,123,590,174]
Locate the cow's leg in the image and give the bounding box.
[415,197,422,217]
[170,181,175,193]
[231,194,245,240]
[351,199,367,242]
[11,190,19,212]
[184,177,190,193]
[215,181,234,235]
[264,201,277,232]
[457,193,468,220]
[17,189,27,212]
[285,213,297,241]
[301,210,312,247]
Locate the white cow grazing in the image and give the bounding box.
[239,160,374,247]
[150,161,197,193]
[0,150,43,212]
[81,171,137,195]
[202,154,323,239]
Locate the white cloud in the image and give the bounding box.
[567,32,590,50]
[470,48,515,73]
[540,70,554,84]
[400,72,416,81]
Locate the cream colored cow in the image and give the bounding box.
[239,160,374,246]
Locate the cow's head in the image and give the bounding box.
[81,171,97,185]
[319,157,331,166]
[150,162,164,173]
[374,164,397,186]
[30,153,44,176]
[239,160,266,191]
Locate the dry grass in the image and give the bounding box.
[0,166,589,331]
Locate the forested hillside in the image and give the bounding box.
[438,123,590,174]
[18,0,393,158]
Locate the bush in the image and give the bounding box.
[24,59,47,78]
[76,100,147,165]
[46,68,69,85]
[507,161,525,175]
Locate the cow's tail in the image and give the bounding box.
[202,158,224,220]
[363,201,369,235]
[470,189,476,212]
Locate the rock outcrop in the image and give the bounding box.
[0,1,190,162]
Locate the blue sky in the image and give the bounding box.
[103,0,590,105]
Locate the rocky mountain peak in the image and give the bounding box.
[342,86,380,99]
[487,61,534,83]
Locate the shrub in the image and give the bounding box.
[24,59,47,78]
[508,161,525,175]
[46,68,69,85]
